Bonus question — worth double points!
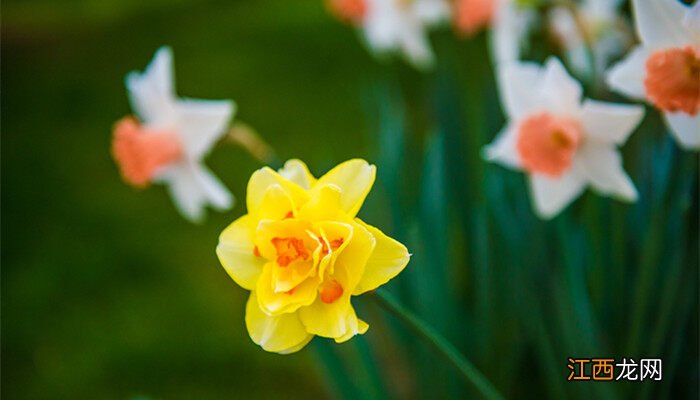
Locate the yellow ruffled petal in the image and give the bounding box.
[334,307,369,343]
[246,292,313,354]
[254,184,295,221]
[278,159,317,190]
[257,263,319,316]
[298,184,346,222]
[312,159,376,218]
[352,219,410,295]
[247,167,309,215]
[216,215,265,290]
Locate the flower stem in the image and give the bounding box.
[226,121,279,166]
[371,289,505,400]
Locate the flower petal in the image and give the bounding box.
[175,99,235,160]
[334,307,369,343]
[245,292,313,354]
[574,143,638,201]
[313,159,376,218]
[126,46,177,126]
[247,167,309,215]
[606,45,650,100]
[278,159,317,190]
[683,1,700,41]
[217,215,264,290]
[491,2,535,63]
[580,100,645,145]
[157,162,207,222]
[298,184,345,222]
[256,263,318,316]
[539,57,582,115]
[193,164,234,211]
[352,219,410,295]
[482,123,522,169]
[497,61,543,119]
[529,170,586,219]
[632,0,689,48]
[664,112,700,150]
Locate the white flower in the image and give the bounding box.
[490,0,537,63]
[484,57,644,219]
[361,0,450,68]
[112,47,235,222]
[606,0,700,150]
[548,0,631,79]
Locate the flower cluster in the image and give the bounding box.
[216,159,410,353]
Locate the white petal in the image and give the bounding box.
[632,0,689,48]
[539,57,582,115]
[125,46,177,126]
[193,164,234,211]
[605,45,650,101]
[574,142,638,201]
[491,2,535,63]
[497,61,544,119]
[398,23,435,69]
[580,100,645,145]
[482,123,522,169]
[664,112,700,150]
[411,0,450,25]
[176,99,235,160]
[158,163,207,222]
[683,1,700,42]
[529,171,586,219]
[157,161,233,221]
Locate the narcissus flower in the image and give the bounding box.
[484,58,644,219]
[112,47,235,221]
[217,159,410,353]
[328,0,451,68]
[606,0,700,150]
[454,0,496,36]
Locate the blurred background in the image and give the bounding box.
[2,0,698,399]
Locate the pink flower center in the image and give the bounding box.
[454,0,496,36]
[327,0,367,24]
[112,117,184,187]
[644,46,700,116]
[516,112,583,178]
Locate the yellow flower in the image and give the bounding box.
[217,159,410,354]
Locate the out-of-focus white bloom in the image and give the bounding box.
[606,0,700,150]
[112,47,235,222]
[484,58,644,219]
[329,0,450,68]
[490,0,537,63]
[548,0,632,79]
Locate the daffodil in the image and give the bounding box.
[328,0,451,68]
[112,47,235,221]
[217,159,410,353]
[484,57,644,219]
[606,0,700,150]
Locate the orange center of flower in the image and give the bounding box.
[327,0,367,24]
[112,117,183,187]
[319,279,344,304]
[516,112,583,178]
[321,237,345,256]
[454,0,496,36]
[644,46,700,116]
[271,237,310,267]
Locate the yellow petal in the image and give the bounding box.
[334,307,369,343]
[253,184,295,221]
[216,215,265,290]
[298,184,346,222]
[246,292,313,354]
[256,263,318,316]
[312,159,376,218]
[247,167,309,215]
[335,221,376,291]
[352,219,410,295]
[278,159,317,190]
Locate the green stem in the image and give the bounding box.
[371,289,504,400]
